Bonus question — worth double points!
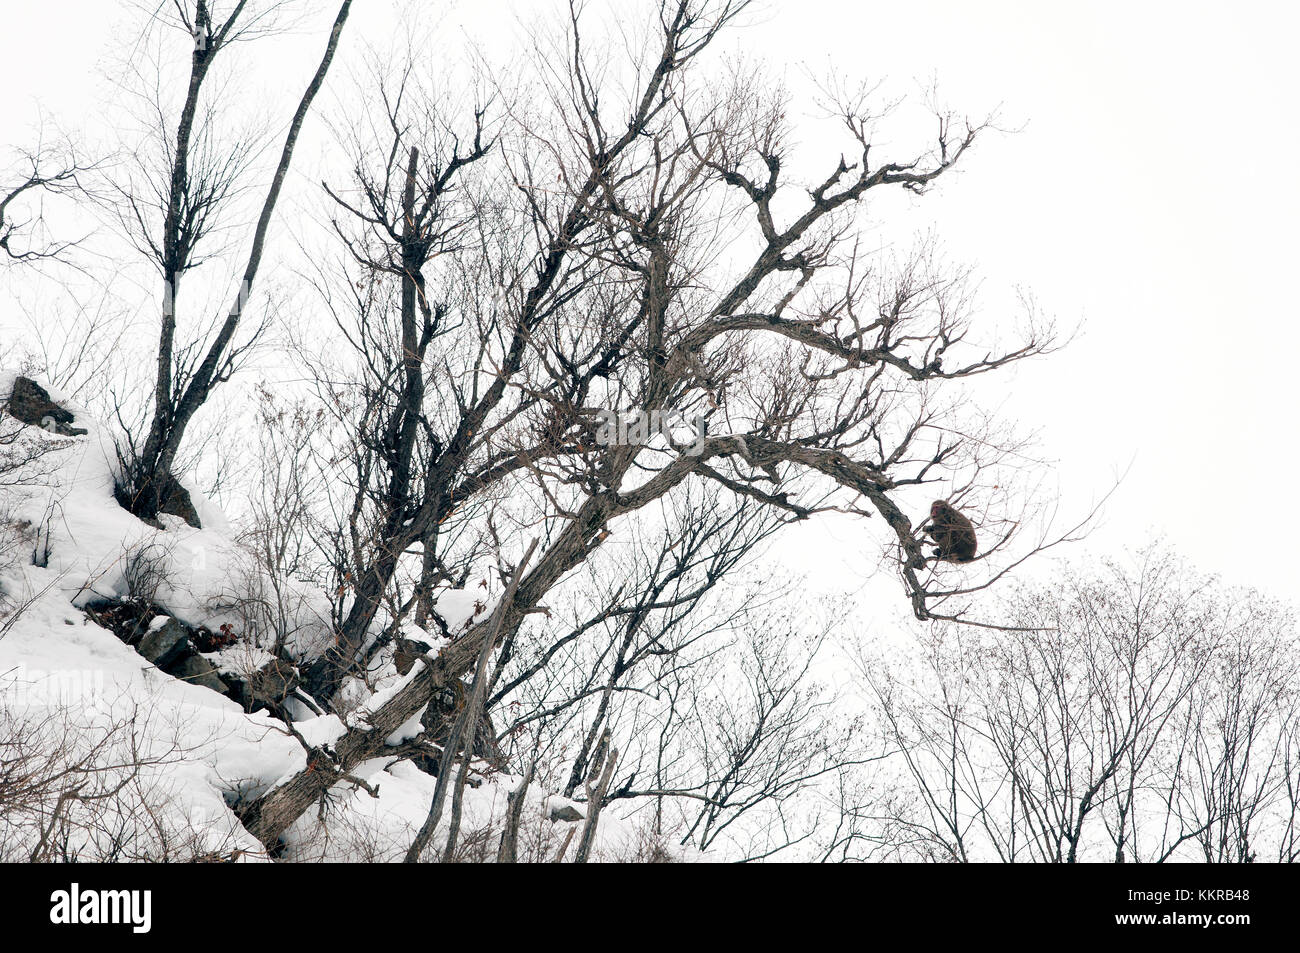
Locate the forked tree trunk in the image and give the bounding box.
[132,1,352,518]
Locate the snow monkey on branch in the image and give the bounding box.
[925,500,978,563]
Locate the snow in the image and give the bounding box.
[385,704,428,746]
[0,372,651,862]
[346,659,425,730]
[206,643,278,678]
[294,714,348,749]
[432,588,491,634]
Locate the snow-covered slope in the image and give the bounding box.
[0,373,652,862]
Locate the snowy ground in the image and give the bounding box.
[0,373,655,862]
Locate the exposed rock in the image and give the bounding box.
[137,617,192,668]
[548,803,585,823]
[192,623,238,653]
[83,599,158,648]
[113,472,203,530]
[173,654,229,694]
[4,376,87,436]
[223,655,301,714]
[247,658,299,708]
[156,475,202,529]
[86,598,239,699]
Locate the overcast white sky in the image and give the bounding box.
[2,0,1297,607]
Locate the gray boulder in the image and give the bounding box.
[5,376,87,436]
[246,658,299,709]
[156,475,202,529]
[548,803,585,823]
[173,654,229,694]
[137,617,191,668]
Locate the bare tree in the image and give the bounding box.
[296,56,493,692]
[639,603,878,860]
[0,691,247,862]
[863,545,1300,863]
[489,488,783,790]
[482,487,875,860]
[236,0,1076,852]
[1171,595,1298,863]
[112,0,352,523]
[0,138,92,266]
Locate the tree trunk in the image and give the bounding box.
[131,1,352,518]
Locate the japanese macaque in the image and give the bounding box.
[924,500,978,563]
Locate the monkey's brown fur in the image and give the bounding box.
[924,500,978,563]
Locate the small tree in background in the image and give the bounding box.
[861,545,1299,863]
